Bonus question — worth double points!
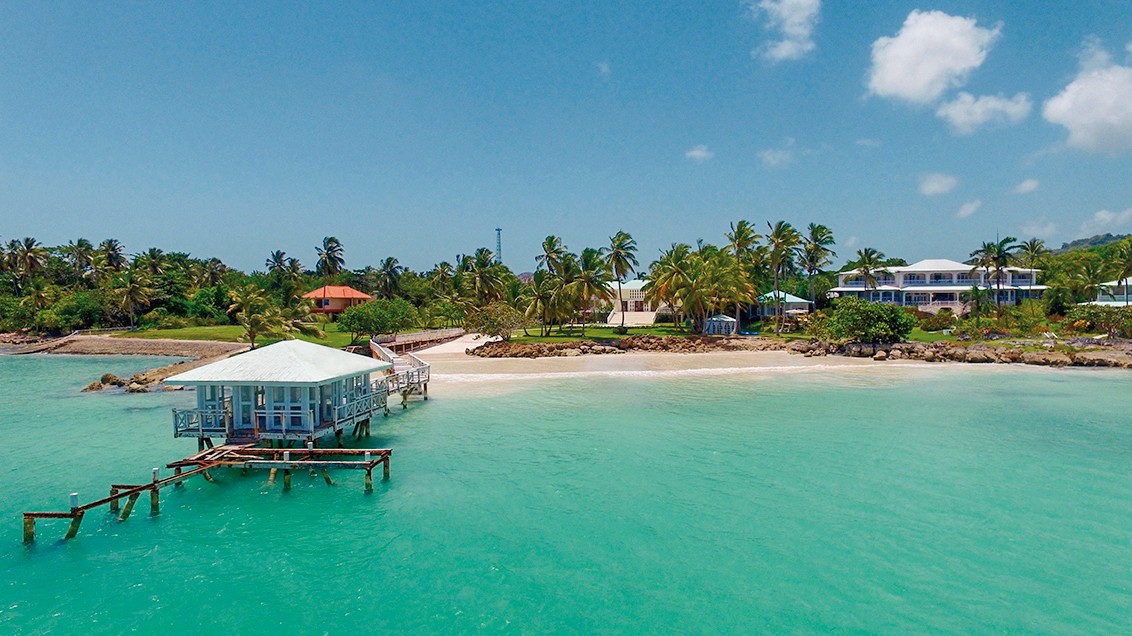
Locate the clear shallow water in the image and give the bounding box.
[2,356,1131,633]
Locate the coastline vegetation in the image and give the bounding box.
[2,226,1131,348]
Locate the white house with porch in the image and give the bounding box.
[829,258,1046,314]
[166,340,392,447]
[1091,278,1132,306]
[756,291,812,319]
[607,279,662,326]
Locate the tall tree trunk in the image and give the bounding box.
[617,279,625,328]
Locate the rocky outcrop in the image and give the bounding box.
[468,340,627,358]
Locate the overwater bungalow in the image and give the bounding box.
[166,340,392,446]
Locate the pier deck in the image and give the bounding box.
[22,444,391,544]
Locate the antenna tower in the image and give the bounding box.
[495,227,503,264]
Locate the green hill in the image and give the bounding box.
[1054,233,1131,254]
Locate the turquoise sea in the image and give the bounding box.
[2,355,1132,633]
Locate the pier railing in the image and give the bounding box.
[173,408,229,437]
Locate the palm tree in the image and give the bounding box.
[1112,241,1132,306]
[111,268,155,327]
[63,238,96,280]
[605,230,639,328]
[570,247,613,336]
[1015,238,1047,316]
[13,237,49,293]
[765,221,801,334]
[537,235,569,276]
[315,236,345,279]
[463,248,506,307]
[98,239,128,271]
[962,285,992,328]
[265,250,288,273]
[852,247,889,303]
[726,219,761,331]
[801,223,836,309]
[970,237,1019,316]
[643,243,691,328]
[376,257,404,299]
[524,269,557,336]
[139,247,166,276]
[228,283,281,349]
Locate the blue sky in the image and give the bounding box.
[1,1,1131,273]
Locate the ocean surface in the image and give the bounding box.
[2,355,1131,634]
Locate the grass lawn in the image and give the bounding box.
[117,322,361,348]
[510,324,693,344]
[908,327,957,343]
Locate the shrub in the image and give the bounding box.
[919,310,957,332]
[611,326,628,335]
[827,297,916,344]
[465,303,525,341]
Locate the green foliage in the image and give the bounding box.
[826,297,916,344]
[465,303,526,341]
[918,310,957,332]
[1065,305,1132,338]
[337,299,419,344]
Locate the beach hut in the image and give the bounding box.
[703,314,737,335]
[302,285,374,315]
[166,340,392,446]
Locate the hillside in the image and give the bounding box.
[1054,233,1131,254]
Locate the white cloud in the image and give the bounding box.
[750,0,822,63]
[843,235,859,249]
[1080,208,1132,235]
[1012,178,1040,194]
[685,145,714,163]
[956,200,981,219]
[595,61,611,78]
[1021,220,1057,238]
[856,138,881,147]
[867,10,1001,105]
[936,92,1031,134]
[1042,41,1132,155]
[758,148,793,167]
[918,172,958,196]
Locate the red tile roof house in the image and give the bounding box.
[302,286,374,315]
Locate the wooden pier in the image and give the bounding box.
[370,338,431,407]
[22,444,391,544]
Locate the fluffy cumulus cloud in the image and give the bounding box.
[956,200,981,219]
[936,92,1032,134]
[868,10,1001,105]
[595,61,611,78]
[1012,178,1040,194]
[750,0,821,63]
[685,145,714,163]
[1080,208,1132,235]
[758,138,797,167]
[918,172,958,196]
[1043,40,1132,155]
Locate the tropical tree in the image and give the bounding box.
[228,283,281,349]
[569,247,613,335]
[62,238,96,280]
[644,243,691,327]
[536,235,569,276]
[1111,241,1132,306]
[962,285,992,328]
[265,250,289,273]
[852,247,889,304]
[375,256,404,299]
[98,239,128,272]
[315,236,345,279]
[1015,238,1048,317]
[726,219,761,330]
[765,221,801,333]
[605,230,639,327]
[970,236,1019,316]
[462,248,507,307]
[111,268,155,327]
[12,237,49,292]
[801,223,836,308]
[523,269,557,336]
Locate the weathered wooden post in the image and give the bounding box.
[174,466,184,488]
[383,456,390,481]
[22,514,35,544]
[322,469,334,486]
[268,468,277,485]
[423,383,428,400]
[62,493,84,540]
[119,492,140,521]
[364,469,373,493]
[283,469,292,491]
[150,488,160,516]
[109,487,120,512]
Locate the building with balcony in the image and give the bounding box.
[829,259,1046,314]
[165,339,392,446]
[1091,278,1132,306]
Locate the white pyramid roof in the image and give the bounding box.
[166,339,391,386]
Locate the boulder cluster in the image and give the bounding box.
[786,339,1132,368]
[82,371,184,393]
[466,334,1132,369]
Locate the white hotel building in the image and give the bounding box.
[829,259,1046,314]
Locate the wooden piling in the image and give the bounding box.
[119,493,140,520]
[383,456,390,481]
[423,383,428,400]
[335,430,344,448]
[23,515,35,544]
[268,468,277,485]
[63,512,84,540]
[365,469,373,493]
[109,487,120,512]
[174,466,184,488]
[202,470,214,482]
[283,469,292,491]
[150,488,160,516]
[322,469,334,486]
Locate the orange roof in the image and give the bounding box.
[302,285,374,300]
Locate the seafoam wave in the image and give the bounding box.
[432,362,949,384]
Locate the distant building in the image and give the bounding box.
[303,285,374,315]
[703,314,737,335]
[1091,278,1132,306]
[829,259,1046,314]
[608,279,663,326]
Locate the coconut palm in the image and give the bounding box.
[228,283,283,349]
[463,248,506,307]
[801,223,836,308]
[605,230,639,327]
[376,256,404,299]
[853,247,889,303]
[63,238,96,280]
[524,269,557,336]
[537,235,569,276]
[644,243,691,328]
[98,239,128,272]
[138,248,166,276]
[970,237,1019,315]
[265,250,288,273]
[570,247,613,336]
[315,236,345,279]
[111,268,155,327]
[12,237,49,293]
[765,221,801,333]
[1112,241,1132,306]
[726,219,761,331]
